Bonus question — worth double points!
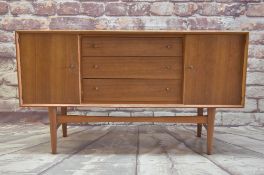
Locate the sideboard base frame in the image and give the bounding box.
[48,107,216,155]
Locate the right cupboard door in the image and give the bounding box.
[183,34,247,106]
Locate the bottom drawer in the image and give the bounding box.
[82,79,182,104]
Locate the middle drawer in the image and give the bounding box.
[81,57,182,79]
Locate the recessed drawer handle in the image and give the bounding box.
[91,44,100,48]
[94,87,99,90]
[165,66,171,70]
[166,45,172,49]
[165,87,170,91]
[93,65,99,69]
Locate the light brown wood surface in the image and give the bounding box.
[18,33,80,104]
[82,79,182,103]
[81,37,183,56]
[207,108,216,155]
[183,34,246,105]
[16,30,249,35]
[57,115,207,124]
[81,57,182,79]
[48,107,57,154]
[16,31,248,107]
[18,34,36,104]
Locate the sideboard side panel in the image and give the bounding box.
[183,34,246,105]
[18,33,36,104]
[18,33,80,105]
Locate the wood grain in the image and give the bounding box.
[19,33,36,104]
[57,115,207,124]
[18,33,80,104]
[16,103,245,108]
[82,79,182,104]
[183,34,246,105]
[207,108,216,155]
[16,30,249,35]
[81,57,182,79]
[16,31,248,108]
[82,37,183,56]
[48,107,57,154]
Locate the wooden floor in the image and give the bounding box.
[0,123,264,175]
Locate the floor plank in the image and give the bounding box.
[215,126,264,141]
[166,125,264,175]
[0,125,86,156]
[0,125,111,174]
[137,126,229,175]
[42,126,138,175]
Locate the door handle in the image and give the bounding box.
[91,44,100,48]
[66,64,76,70]
[186,65,194,70]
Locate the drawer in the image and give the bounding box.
[81,57,183,79]
[82,79,182,103]
[81,37,183,57]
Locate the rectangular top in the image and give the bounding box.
[16,30,249,35]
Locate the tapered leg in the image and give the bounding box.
[61,107,67,137]
[48,107,57,154]
[197,108,203,137]
[207,108,216,155]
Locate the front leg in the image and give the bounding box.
[207,108,216,155]
[48,107,57,154]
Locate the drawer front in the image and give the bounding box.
[81,37,183,57]
[81,57,182,79]
[82,79,182,103]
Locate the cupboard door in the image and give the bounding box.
[18,33,80,104]
[183,34,246,105]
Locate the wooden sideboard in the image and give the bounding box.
[15,30,249,155]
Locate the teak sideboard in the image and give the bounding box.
[15,30,249,155]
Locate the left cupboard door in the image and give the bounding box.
[17,33,80,105]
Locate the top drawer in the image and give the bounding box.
[81,37,183,57]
